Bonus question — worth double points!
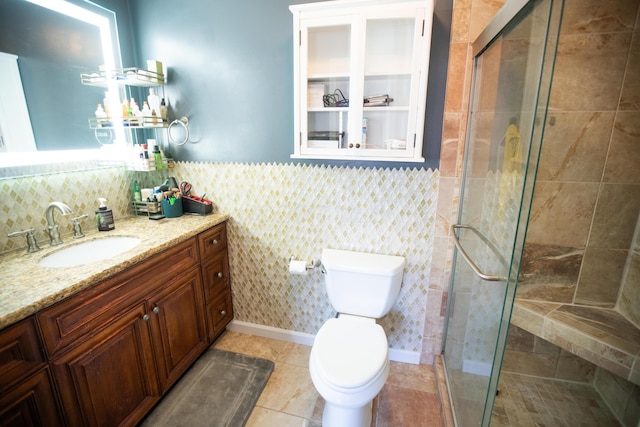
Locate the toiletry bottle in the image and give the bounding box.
[153,145,163,170]
[103,92,111,118]
[362,118,368,147]
[141,101,151,126]
[148,88,160,115]
[95,104,106,125]
[133,180,142,202]
[95,198,115,231]
[160,98,168,120]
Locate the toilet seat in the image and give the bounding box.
[312,316,388,389]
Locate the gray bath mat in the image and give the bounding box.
[141,348,274,427]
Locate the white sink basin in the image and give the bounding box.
[39,237,141,268]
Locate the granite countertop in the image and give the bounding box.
[0,213,229,331]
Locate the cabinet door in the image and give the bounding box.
[297,15,359,157]
[0,367,63,427]
[360,10,425,159]
[148,267,207,392]
[52,303,159,427]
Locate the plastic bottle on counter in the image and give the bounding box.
[95,198,115,231]
[133,180,142,202]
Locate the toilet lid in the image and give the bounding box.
[313,317,388,389]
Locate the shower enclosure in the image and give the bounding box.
[441,0,563,425]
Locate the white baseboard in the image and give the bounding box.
[228,320,316,346]
[462,359,491,377]
[226,320,421,365]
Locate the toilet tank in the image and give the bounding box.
[321,249,405,318]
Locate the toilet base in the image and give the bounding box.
[323,400,373,427]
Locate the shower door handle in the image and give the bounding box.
[451,224,503,282]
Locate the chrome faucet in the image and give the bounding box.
[45,202,73,246]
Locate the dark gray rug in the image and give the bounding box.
[141,348,274,427]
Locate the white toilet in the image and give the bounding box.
[310,248,405,427]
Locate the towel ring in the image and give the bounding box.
[168,117,190,146]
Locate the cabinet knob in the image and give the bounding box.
[220,310,226,316]
[152,306,160,314]
[217,272,223,278]
[212,239,218,245]
[142,314,150,321]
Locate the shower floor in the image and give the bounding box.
[491,372,621,426]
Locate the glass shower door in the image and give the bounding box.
[441,0,563,425]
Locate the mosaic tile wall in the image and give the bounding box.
[173,162,439,352]
[1,162,440,356]
[0,166,134,253]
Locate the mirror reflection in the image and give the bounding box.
[0,0,120,158]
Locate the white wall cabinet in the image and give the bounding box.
[290,0,433,162]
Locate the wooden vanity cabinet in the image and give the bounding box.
[0,318,63,426]
[0,221,232,427]
[198,222,234,342]
[38,237,208,427]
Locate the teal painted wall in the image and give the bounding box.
[128,0,451,169]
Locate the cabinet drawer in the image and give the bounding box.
[38,238,199,356]
[198,222,227,261]
[201,250,230,303]
[206,289,233,342]
[0,318,46,391]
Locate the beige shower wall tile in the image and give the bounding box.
[468,0,506,43]
[451,0,471,42]
[604,112,640,184]
[620,30,640,110]
[538,112,614,182]
[440,113,462,177]
[527,181,599,247]
[575,248,627,307]
[618,252,640,326]
[549,32,632,111]
[589,183,640,249]
[518,243,581,303]
[560,0,639,35]
[554,350,596,382]
[444,43,471,113]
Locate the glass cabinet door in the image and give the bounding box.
[361,14,421,158]
[301,17,355,155]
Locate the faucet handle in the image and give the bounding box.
[8,229,41,253]
[71,214,88,239]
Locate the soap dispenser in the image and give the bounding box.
[95,198,115,231]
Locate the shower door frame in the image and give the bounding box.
[441,0,564,425]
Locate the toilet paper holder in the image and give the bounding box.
[289,257,322,271]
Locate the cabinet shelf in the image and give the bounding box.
[80,67,165,87]
[89,117,168,129]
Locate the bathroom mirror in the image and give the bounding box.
[0,0,124,175]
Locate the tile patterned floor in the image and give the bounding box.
[212,330,445,427]
[492,372,621,427]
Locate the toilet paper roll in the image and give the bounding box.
[289,259,308,275]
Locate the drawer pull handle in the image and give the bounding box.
[152,306,160,314]
[220,310,226,316]
[212,239,218,245]
[142,314,150,321]
[217,272,223,278]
